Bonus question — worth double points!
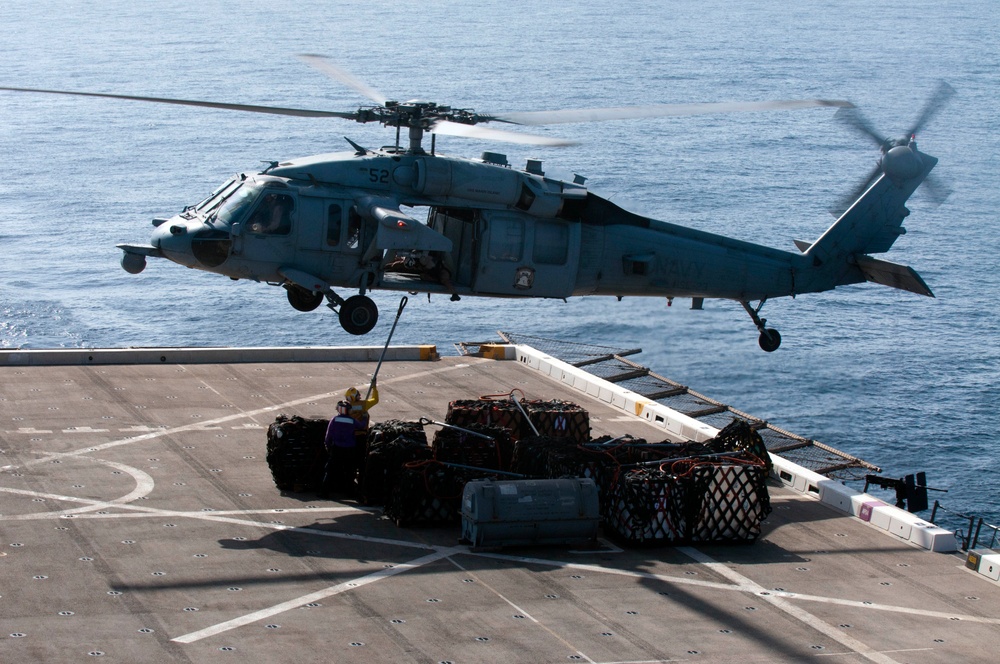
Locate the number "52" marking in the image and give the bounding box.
[368,168,389,184]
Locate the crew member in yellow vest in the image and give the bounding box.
[345,383,378,427]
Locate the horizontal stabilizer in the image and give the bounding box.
[854,255,934,297]
[116,243,163,258]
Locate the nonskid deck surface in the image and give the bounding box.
[2,355,998,663]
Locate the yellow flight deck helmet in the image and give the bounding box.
[345,387,361,402]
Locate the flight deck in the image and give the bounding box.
[1,346,998,663]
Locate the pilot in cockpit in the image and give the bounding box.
[249,193,292,234]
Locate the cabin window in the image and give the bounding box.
[533,221,569,265]
[326,204,343,247]
[247,193,294,235]
[488,217,524,262]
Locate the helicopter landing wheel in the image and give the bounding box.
[286,285,325,312]
[741,299,782,352]
[339,295,379,335]
[758,328,782,352]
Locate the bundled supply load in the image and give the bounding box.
[264,396,771,546]
[381,421,513,526]
[359,419,431,507]
[265,415,329,492]
[446,399,524,435]
[594,419,772,545]
[445,395,590,442]
[506,418,771,545]
[602,454,771,545]
[511,434,618,482]
[431,422,513,472]
[385,460,502,527]
[522,399,590,441]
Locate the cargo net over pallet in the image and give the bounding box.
[605,459,770,545]
[456,333,879,480]
[446,394,590,442]
[265,415,511,527]
[266,415,328,492]
[508,417,772,545]
[265,399,772,544]
[378,398,590,528]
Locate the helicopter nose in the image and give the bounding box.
[151,220,200,268]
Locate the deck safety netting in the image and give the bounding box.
[475,332,878,479]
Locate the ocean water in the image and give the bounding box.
[1,0,997,530]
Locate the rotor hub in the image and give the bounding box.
[882,143,922,182]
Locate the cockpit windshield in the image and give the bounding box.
[212,183,263,228]
[195,177,241,215]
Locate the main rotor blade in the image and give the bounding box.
[431,120,577,146]
[907,80,956,137]
[488,99,853,126]
[297,54,388,106]
[834,106,887,147]
[830,162,882,216]
[0,86,359,119]
[919,173,952,208]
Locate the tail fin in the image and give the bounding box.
[799,146,936,295]
[804,149,936,263]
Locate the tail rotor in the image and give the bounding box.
[831,81,955,215]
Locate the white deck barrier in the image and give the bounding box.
[977,554,1000,581]
[0,345,438,366]
[512,344,958,553]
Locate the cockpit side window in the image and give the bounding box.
[247,193,295,235]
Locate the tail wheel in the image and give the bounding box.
[758,329,782,352]
[741,300,782,352]
[339,295,379,335]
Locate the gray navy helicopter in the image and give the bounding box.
[1,57,954,350]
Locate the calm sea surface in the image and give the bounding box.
[2,0,997,529]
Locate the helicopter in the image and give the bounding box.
[1,57,954,351]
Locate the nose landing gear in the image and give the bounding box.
[741,300,781,352]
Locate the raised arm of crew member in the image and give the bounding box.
[345,384,378,424]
